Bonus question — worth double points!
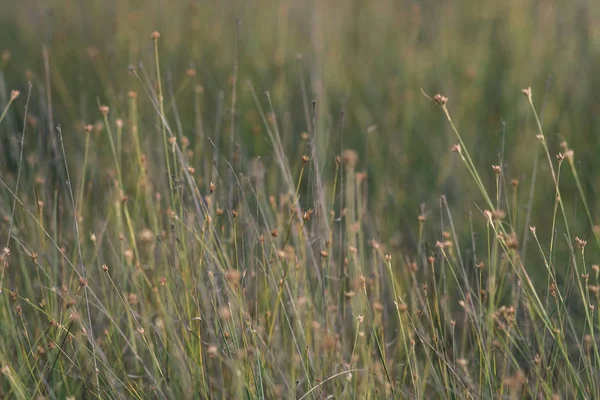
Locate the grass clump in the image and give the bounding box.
[1,5,600,399]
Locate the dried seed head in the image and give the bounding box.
[128,293,138,305]
[529,226,536,234]
[358,275,366,292]
[207,345,218,358]
[549,283,557,297]
[576,237,587,250]
[433,93,448,106]
[79,277,88,287]
[302,208,314,222]
[302,155,310,164]
[492,165,501,175]
[84,124,93,133]
[505,233,518,249]
[451,144,461,153]
[1,247,11,259]
[341,149,359,168]
[232,209,239,219]
[491,209,506,221]
[138,228,154,243]
[483,210,492,222]
[320,250,328,258]
[128,91,138,99]
[186,68,196,77]
[225,269,240,285]
[10,90,20,101]
[271,228,278,238]
[335,155,341,164]
[209,182,216,194]
[124,249,134,264]
[151,31,161,40]
[556,153,564,163]
[581,273,589,281]
[511,179,519,188]
[521,87,532,99]
[99,105,109,116]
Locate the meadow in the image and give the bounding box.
[1,0,600,398]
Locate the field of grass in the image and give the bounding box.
[1,0,600,398]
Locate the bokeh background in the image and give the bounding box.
[2,0,600,272]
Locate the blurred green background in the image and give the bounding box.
[1,0,600,266]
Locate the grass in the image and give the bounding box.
[1,1,600,398]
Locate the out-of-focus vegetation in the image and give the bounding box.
[1,0,600,398]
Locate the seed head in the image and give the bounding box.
[521,87,532,99]
[451,144,461,153]
[151,31,161,40]
[341,149,358,168]
[209,182,216,194]
[99,105,109,116]
[10,90,20,101]
[576,237,587,250]
[433,93,448,106]
[491,209,506,221]
[302,208,314,222]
